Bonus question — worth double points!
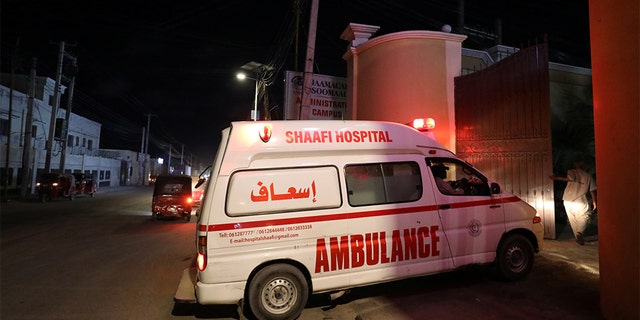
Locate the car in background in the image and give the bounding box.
[191,176,206,207]
[151,174,193,222]
[36,173,76,202]
[72,173,97,197]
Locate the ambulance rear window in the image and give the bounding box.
[345,162,422,206]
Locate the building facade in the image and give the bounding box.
[0,75,148,198]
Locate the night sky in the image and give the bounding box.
[1,0,590,165]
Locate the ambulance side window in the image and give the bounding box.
[427,158,490,196]
[345,162,422,206]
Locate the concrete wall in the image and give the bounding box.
[342,24,466,151]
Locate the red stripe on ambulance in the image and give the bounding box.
[198,197,521,232]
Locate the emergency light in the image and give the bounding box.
[411,118,435,131]
[259,124,272,143]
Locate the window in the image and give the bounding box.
[427,158,490,196]
[75,136,79,146]
[82,138,86,147]
[345,162,422,206]
[156,179,191,196]
[0,118,8,137]
[87,140,93,150]
[67,135,74,147]
[105,170,111,179]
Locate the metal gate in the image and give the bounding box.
[454,43,556,239]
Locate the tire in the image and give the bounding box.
[247,264,308,320]
[496,234,534,281]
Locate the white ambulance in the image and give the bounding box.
[175,120,543,320]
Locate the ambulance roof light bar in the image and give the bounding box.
[410,118,435,131]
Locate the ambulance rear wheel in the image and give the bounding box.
[247,264,308,320]
[496,234,534,281]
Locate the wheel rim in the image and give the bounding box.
[505,244,528,273]
[261,277,297,315]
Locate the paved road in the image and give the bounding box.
[1,187,195,320]
[1,187,602,319]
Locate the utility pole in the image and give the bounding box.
[457,0,465,34]
[139,127,145,186]
[167,144,172,174]
[59,75,75,172]
[144,114,151,157]
[294,0,301,72]
[4,41,18,201]
[299,0,319,120]
[20,58,37,200]
[44,41,66,173]
[140,127,145,154]
[143,114,152,185]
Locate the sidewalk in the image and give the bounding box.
[539,223,600,274]
[1,185,142,203]
[351,224,601,320]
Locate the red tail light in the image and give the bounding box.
[533,216,542,224]
[197,235,207,271]
[186,197,193,204]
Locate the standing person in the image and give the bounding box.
[550,159,597,245]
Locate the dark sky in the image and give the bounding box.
[1,0,590,165]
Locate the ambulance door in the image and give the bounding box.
[344,160,454,283]
[426,158,506,267]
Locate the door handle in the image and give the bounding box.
[490,205,501,209]
[439,204,451,209]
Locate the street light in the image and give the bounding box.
[237,61,273,121]
[236,72,259,121]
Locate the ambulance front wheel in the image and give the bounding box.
[247,264,309,320]
[496,234,534,281]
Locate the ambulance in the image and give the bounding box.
[175,120,544,320]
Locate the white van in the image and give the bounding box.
[175,120,543,320]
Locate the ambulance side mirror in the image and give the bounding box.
[490,182,501,194]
